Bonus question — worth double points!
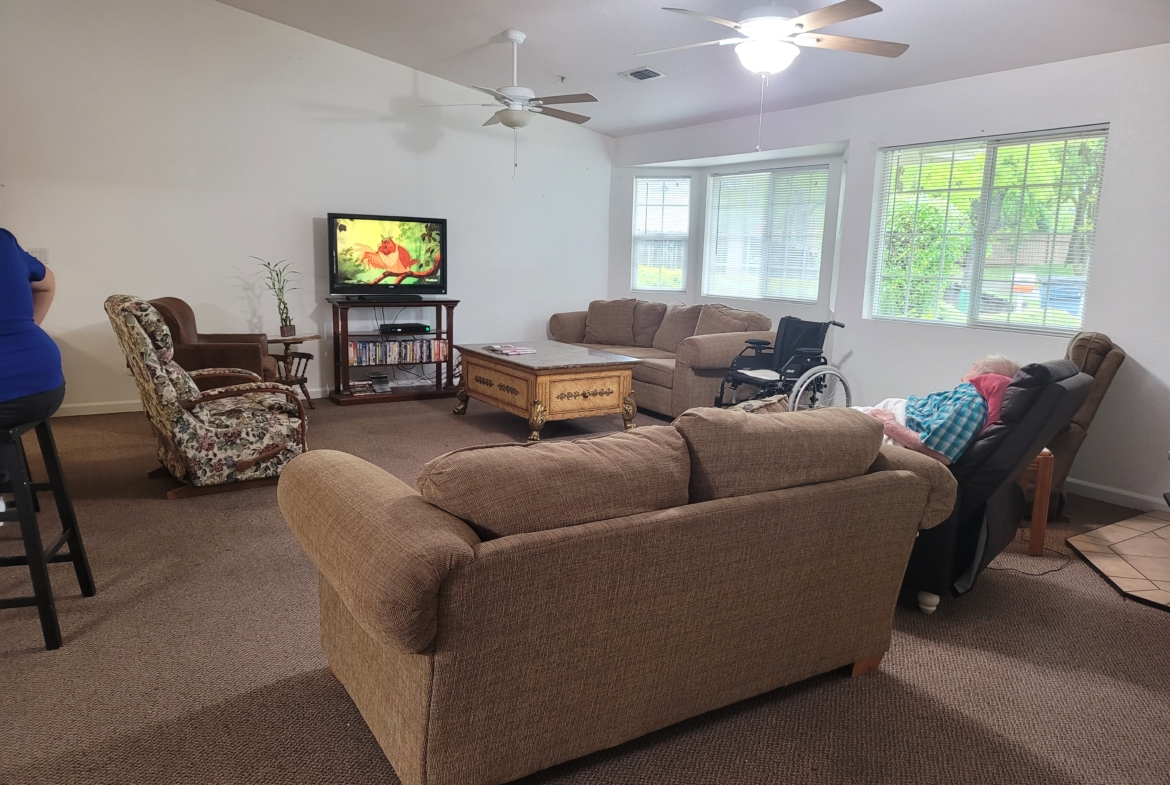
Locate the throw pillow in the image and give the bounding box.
[583,299,637,345]
[651,303,705,353]
[417,426,691,539]
[632,300,668,347]
[694,305,749,336]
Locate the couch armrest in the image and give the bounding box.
[675,330,777,371]
[174,342,264,377]
[278,450,479,653]
[548,311,588,343]
[867,445,957,529]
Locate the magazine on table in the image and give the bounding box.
[484,344,537,356]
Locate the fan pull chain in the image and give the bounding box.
[513,128,519,178]
[755,73,769,153]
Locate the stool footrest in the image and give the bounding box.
[0,595,40,609]
[0,551,75,568]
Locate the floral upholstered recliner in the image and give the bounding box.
[105,295,307,493]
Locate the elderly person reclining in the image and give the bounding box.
[854,354,1020,466]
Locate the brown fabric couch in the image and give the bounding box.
[279,408,957,785]
[150,296,280,391]
[548,299,774,417]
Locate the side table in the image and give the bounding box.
[268,333,321,409]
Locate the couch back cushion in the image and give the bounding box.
[703,303,771,332]
[583,299,637,345]
[672,406,883,502]
[693,306,749,336]
[632,300,669,347]
[652,303,705,353]
[417,426,690,538]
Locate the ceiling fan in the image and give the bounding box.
[638,0,909,74]
[424,30,598,128]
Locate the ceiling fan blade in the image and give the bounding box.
[471,86,511,103]
[483,113,501,126]
[794,32,908,57]
[662,8,741,31]
[535,106,591,124]
[531,93,598,106]
[636,37,741,57]
[420,103,497,108]
[786,0,882,34]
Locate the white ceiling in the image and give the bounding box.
[214,0,1170,137]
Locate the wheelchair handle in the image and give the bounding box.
[829,321,845,328]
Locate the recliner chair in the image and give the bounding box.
[903,360,1091,612]
[150,296,280,390]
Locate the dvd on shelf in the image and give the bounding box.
[348,337,449,366]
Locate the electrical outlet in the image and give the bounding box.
[28,247,49,264]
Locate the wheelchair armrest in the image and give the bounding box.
[745,339,772,347]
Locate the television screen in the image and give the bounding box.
[329,213,446,295]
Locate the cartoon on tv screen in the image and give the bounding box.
[334,218,442,286]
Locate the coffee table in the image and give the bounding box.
[453,341,639,442]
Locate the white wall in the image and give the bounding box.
[0,0,614,413]
[610,44,1170,510]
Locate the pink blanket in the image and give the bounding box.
[969,373,1012,431]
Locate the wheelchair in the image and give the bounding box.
[715,316,851,410]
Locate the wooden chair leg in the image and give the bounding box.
[1028,450,1054,557]
[852,653,885,677]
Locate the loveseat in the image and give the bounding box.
[279,407,956,785]
[549,299,774,417]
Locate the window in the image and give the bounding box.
[703,165,829,302]
[632,177,690,291]
[868,126,1108,331]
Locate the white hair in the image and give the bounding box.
[973,354,1020,378]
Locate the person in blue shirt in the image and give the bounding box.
[0,229,65,429]
[855,355,1019,465]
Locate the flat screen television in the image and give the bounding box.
[328,213,446,298]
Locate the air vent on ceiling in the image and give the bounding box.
[620,67,664,82]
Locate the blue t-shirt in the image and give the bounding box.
[0,229,64,402]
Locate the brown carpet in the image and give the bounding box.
[3,400,1169,785]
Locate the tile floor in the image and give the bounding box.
[1067,509,1170,609]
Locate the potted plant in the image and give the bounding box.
[255,257,298,337]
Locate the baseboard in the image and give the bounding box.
[56,399,142,417]
[1065,478,1169,513]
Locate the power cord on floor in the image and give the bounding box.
[986,533,1074,577]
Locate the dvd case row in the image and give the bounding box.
[348,338,448,366]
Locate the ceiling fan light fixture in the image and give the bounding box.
[735,40,799,74]
[496,108,533,128]
[737,6,799,41]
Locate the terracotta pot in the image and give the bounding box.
[280,324,296,337]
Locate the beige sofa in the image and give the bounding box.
[549,299,775,417]
[279,407,957,785]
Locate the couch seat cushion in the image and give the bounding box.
[632,358,676,388]
[417,426,690,539]
[672,407,883,502]
[584,299,637,345]
[652,303,705,353]
[573,343,676,361]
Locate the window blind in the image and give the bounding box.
[703,165,828,302]
[868,126,1108,331]
[632,177,690,292]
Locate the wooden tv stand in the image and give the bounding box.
[329,299,459,405]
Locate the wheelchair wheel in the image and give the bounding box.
[790,366,851,411]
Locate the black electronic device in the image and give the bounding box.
[379,322,432,336]
[328,213,447,297]
[329,293,424,303]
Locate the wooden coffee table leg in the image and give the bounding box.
[453,385,468,415]
[528,400,546,443]
[1028,449,1054,557]
[621,393,637,431]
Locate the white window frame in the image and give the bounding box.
[631,175,691,293]
[701,164,832,304]
[865,125,1109,333]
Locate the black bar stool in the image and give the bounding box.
[0,419,95,650]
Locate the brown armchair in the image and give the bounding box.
[1045,331,1126,515]
[149,297,280,390]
